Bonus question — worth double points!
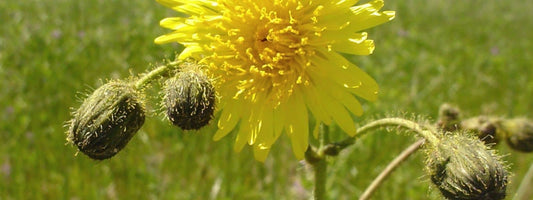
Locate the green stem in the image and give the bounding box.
[313,123,329,200]
[320,123,330,148]
[359,139,425,200]
[134,60,181,89]
[314,158,327,200]
[323,118,440,155]
[358,118,439,144]
[514,161,533,200]
[316,118,440,199]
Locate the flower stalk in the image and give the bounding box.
[312,123,329,200]
[324,118,440,155]
[359,139,425,200]
[134,60,181,89]
[310,117,509,200]
[309,118,440,200]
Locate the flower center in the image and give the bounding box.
[206,1,321,105]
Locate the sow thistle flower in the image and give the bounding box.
[155,0,395,161]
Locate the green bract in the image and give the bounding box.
[68,81,145,160]
[164,65,215,130]
[426,134,508,200]
[502,118,533,152]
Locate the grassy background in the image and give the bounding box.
[1,0,532,199]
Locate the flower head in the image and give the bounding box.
[68,81,146,160]
[501,118,533,152]
[156,0,394,161]
[164,62,216,130]
[426,134,508,200]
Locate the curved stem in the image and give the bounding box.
[323,118,440,156]
[514,162,533,200]
[134,60,181,89]
[359,139,425,200]
[316,118,440,199]
[357,118,439,144]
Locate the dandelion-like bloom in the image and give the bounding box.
[155,0,395,161]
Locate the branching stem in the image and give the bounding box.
[308,118,440,200]
[323,118,439,156]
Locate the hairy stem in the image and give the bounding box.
[323,118,439,156]
[359,139,425,200]
[134,60,181,89]
[315,118,439,199]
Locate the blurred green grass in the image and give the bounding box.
[1,0,532,199]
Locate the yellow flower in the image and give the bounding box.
[155,0,395,161]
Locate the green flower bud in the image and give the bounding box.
[437,103,462,132]
[461,116,503,145]
[426,134,508,200]
[68,81,145,160]
[164,63,215,130]
[501,118,533,152]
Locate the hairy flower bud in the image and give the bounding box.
[426,134,508,200]
[437,103,462,132]
[461,116,503,145]
[501,118,533,152]
[68,81,145,160]
[164,63,215,130]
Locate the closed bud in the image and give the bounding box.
[501,118,533,152]
[426,134,508,200]
[437,103,462,132]
[461,116,503,145]
[164,63,215,130]
[68,81,145,160]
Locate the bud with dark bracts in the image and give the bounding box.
[164,64,215,130]
[68,81,145,160]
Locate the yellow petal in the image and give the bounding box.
[253,143,270,162]
[247,105,261,145]
[309,69,364,116]
[156,0,184,8]
[272,106,284,145]
[302,85,332,126]
[307,69,358,135]
[318,0,394,33]
[154,32,188,44]
[159,17,187,30]
[282,90,309,160]
[316,9,353,30]
[234,120,251,152]
[178,46,203,60]
[251,109,275,162]
[156,0,218,15]
[311,50,379,101]
[213,101,242,141]
[333,40,375,55]
[321,92,357,136]
[259,109,276,147]
[347,0,395,32]
[233,102,252,152]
